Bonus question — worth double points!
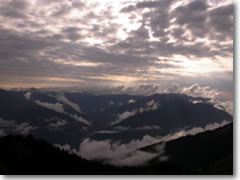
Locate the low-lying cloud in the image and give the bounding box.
[128,99,136,104]
[95,125,162,135]
[111,110,138,125]
[35,100,65,113]
[0,117,37,136]
[166,83,233,115]
[78,135,167,167]
[70,114,91,126]
[111,99,160,125]
[35,99,90,126]
[157,120,231,143]
[54,119,231,167]
[56,93,82,113]
[24,92,32,100]
[45,117,68,130]
[211,99,233,115]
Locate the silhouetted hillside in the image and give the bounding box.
[0,123,233,175]
[0,134,181,175]
[141,123,233,175]
[0,135,120,175]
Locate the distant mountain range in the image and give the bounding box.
[0,88,233,173]
[0,88,232,145]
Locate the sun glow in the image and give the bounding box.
[53,59,103,67]
[88,74,149,82]
[171,55,232,76]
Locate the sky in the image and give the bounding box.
[0,0,233,99]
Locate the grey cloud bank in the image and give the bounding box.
[0,0,233,114]
[0,0,232,91]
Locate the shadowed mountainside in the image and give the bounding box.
[0,89,232,145]
[141,122,233,174]
[0,123,233,175]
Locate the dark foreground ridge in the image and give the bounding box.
[0,123,233,175]
[141,122,233,175]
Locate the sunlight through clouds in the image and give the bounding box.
[0,0,233,100]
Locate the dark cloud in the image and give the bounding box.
[52,6,72,17]
[208,4,233,40]
[131,25,150,39]
[120,5,136,13]
[187,0,209,11]
[136,0,171,9]
[70,0,85,9]
[173,5,207,27]
[0,0,29,19]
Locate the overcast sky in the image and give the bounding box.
[0,0,233,97]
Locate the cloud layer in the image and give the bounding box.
[0,117,37,136]
[0,0,233,93]
[78,135,166,167]
[34,99,90,126]
[54,119,231,167]
[111,99,160,125]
